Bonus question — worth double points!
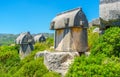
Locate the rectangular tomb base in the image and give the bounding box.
[35,51,79,76]
[35,50,90,77]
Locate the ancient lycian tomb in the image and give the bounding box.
[16,32,34,59]
[50,8,88,52]
[34,34,46,43]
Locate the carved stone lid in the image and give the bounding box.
[16,32,34,44]
[34,34,45,42]
[50,8,88,30]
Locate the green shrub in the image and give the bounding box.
[43,72,61,77]
[88,27,99,49]
[65,54,120,77]
[34,37,54,51]
[0,37,61,77]
[0,45,20,74]
[91,27,120,57]
[66,27,120,77]
[13,58,48,77]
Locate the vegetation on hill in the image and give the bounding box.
[91,27,120,57]
[0,34,18,45]
[0,33,54,46]
[65,27,120,77]
[0,37,60,77]
[1,27,120,77]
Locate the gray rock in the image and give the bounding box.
[35,51,79,76]
[34,51,45,59]
[93,27,105,34]
[100,0,120,4]
[85,52,90,56]
[100,0,120,21]
[93,28,100,33]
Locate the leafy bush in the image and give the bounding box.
[34,37,54,51]
[13,58,48,77]
[0,37,61,77]
[0,45,20,74]
[65,54,120,77]
[66,27,120,77]
[43,72,61,77]
[88,27,99,49]
[91,27,120,57]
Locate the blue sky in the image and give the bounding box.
[0,0,99,34]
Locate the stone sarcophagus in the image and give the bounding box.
[16,32,34,59]
[34,34,46,43]
[50,8,88,52]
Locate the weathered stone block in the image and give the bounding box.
[100,0,120,20]
[35,51,79,76]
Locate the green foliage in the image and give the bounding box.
[66,27,120,77]
[0,34,18,45]
[34,37,54,51]
[2,27,120,77]
[0,37,60,77]
[43,72,61,77]
[0,45,20,74]
[13,58,48,77]
[88,27,99,49]
[91,27,120,57]
[66,54,120,77]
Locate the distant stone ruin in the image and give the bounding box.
[34,34,46,43]
[50,8,88,52]
[16,32,34,59]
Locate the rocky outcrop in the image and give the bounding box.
[100,0,120,4]
[35,51,79,76]
[100,0,120,20]
[91,0,120,28]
